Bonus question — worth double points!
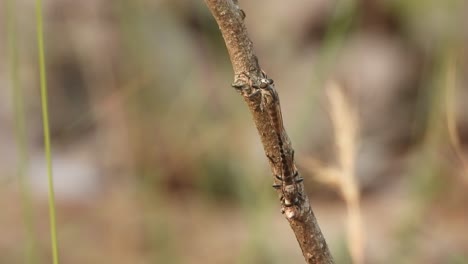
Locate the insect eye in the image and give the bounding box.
[259,78,270,88]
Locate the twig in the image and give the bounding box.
[203,1,334,263]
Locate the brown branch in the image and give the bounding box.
[203,0,334,263]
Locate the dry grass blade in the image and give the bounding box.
[326,80,364,264]
[299,156,341,189]
[445,56,468,181]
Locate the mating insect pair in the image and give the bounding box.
[232,71,304,208]
[253,72,305,208]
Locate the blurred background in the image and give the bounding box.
[1,0,468,263]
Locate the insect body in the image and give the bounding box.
[231,71,304,208]
[253,74,304,207]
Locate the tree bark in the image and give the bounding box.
[203,1,335,263]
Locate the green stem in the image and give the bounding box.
[35,0,59,263]
[6,0,39,262]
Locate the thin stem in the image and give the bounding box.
[6,0,39,262]
[445,55,468,180]
[327,81,364,264]
[35,0,60,263]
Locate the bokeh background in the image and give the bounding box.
[1,0,468,263]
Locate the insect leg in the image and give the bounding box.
[293,171,304,183]
[275,174,285,181]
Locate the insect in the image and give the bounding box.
[231,71,304,208]
[252,73,304,207]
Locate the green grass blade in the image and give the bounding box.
[35,0,59,263]
[6,0,39,263]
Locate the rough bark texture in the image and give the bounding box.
[203,0,335,263]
